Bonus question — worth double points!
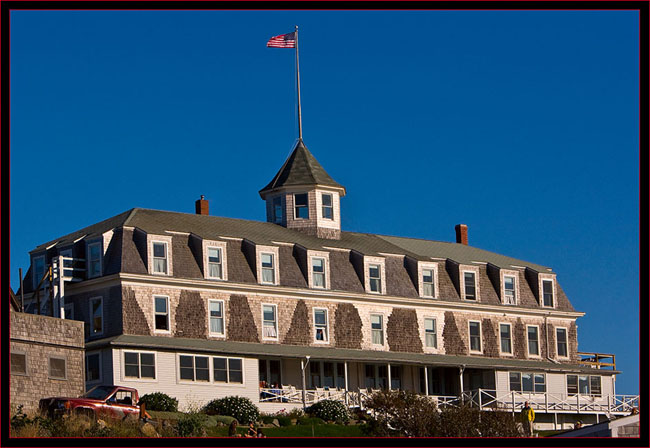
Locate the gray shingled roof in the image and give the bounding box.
[259,139,346,196]
[32,208,552,271]
[87,334,614,375]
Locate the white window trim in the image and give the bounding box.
[48,355,67,380]
[177,352,211,384]
[510,371,547,394]
[256,246,280,286]
[153,295,171,334]
[468,320,483,354]
[10,350,28,376]
[203,240,228,281]
[540,276,556,308]
[526,325,541,358]
[121,350,158,383]
[370,313,386,347]
[147,234,173,276]
[89,296,104,337]
[501,270,519,305]
[566,374,602,397]
[293,192,310,220]
[364,257,386,295]
[87,241,103,278]
[208,299,226,338]
[418,262,439,299]
[423,316,438,349]
[498,322,513,356]
[152,240,170,275]
[460,267,480,301]
[308,251,330,290]
[212,356,246,387]
[556,326,570,359]
[85,351,102,384]
[313,307,330,344]
[32,255,46,289]
[320,192,334,221]
[261,303,279,341]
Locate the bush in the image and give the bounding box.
[363,390,437,437]
[307,400,349,423]
[435,405,520,437]
[203,396,260,425]
[297,416,325,426]
[176,412,207,437]
[139,392,178,412]
[276,416,292,427]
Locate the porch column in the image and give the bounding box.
[301,357,309,411]
[424,367,429,396]
[387,363,392,390]
[459,365,465,403]
[344,361,349,406]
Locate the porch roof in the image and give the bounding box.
[88,335,616,375]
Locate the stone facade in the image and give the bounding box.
[10,309,85,414]
[386,308,423,353]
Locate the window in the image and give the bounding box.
[469,321,481,352]
[11,353,27,375]
[567,374,578,395]
[259,359,282,386]
[590,376,602,396]
[88,242,102,278]
[368,264,382,293]
[509,372,546,393]
[272,196,283,224]
[124,352,156,379]
[422,269,435,298]
[322,193,333,220]
[64,303,74,320]
[86,353,101,382]
[463,271,477,300]
[294,193,309,219]
[527,326,540,356]
[209,300,224,336]
[207,247,223,279]
[312,257,326,288]
[33,255,45,289]
[424,318,437,348]
[556,327,568,358]
[152,242,168,274]
[542,279,554,307]
[390,365,401,390]
[314,308,329,342]
[261,253,275,284]
[371,314,384,345]
[179,355,209,382]
[503,275,516,305]
[213,357,243,384]
[49,356,66,379]
[262,304,278,339]
[500,323,512,354]
[89,297,103,335]
[567,375,601,396]
[154,296,170,332]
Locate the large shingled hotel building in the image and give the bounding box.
[18,138,637,430]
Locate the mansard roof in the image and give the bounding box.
[259,139,346,197]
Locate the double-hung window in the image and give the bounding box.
[89,297,103,336]
[527,326,540,356]
[312,258,326,288]
[209,300,224,336]
[509,372,546,393]
[124,352,156,379]
[262,304,278,339]
[272,197,283,224]
[153,242,168,274]
[422,269,435,298]
[542,279,554,307]
[33,256,45,289]
[371,314,384,345]
[11,352,27,375]
[314,308,329,342]
[503,276,516,305]
[424,318,437,348]
[321,193,333,220]
[179,355,209,382]
[261,253,275,284]
[556,327,568,358]
[49,356,66,380]
[567,374,601,396]
[294,193,309,219]
[368,264,382,293]
[500,323,512,354]
[154,296,170,332]
[469,321,482,352]
[213,357,243,384]
[464,272,477,300]
[87,242,102,278]
[207,247,223,279]
[86,353,101,382]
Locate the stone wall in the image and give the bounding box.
[10,310,85,414]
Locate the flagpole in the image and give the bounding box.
[295,25,303,141]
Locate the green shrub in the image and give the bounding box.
[276,416,292,427]
[307,400,349,423]
[297,416,325,426]
[285,408,305,419]
[203,396,260,425]
[176,412,207,437]
[139,392,179,412]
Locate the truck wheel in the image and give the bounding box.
[74,408,96,422]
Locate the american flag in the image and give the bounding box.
[267,32,296,48]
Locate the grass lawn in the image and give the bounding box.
[206,424,366,438]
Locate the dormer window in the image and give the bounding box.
[312,257,326,288]
[321,193,333,220]
[542,279,554,307]
[87,242,102,278]
[272,197,283,224]
[369,264,382,293]
[152,242,168,274]
[463,271,477,300]
[422,269,435,297]
[294,193,309,219]
[32,255,45,289]
[261,253,276,284]
[503,275,516,305]
[207,247,223,279]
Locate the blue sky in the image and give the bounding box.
[10,10,639,394]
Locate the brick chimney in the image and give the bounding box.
[195,195,209,215]
[455,224,468,245]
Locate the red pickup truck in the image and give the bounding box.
[39,385,141,420]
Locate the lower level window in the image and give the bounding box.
[180,355,210,382]
[49,357,66,380]
[86,353,101,382]
[11,353,27,375]
[567,374,601,396]
[509,372,546,393]
[124,352,156,379]
[213,357,243,384]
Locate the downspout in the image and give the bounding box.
[545,314,560,364]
